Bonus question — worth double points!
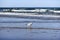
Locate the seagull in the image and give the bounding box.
[26,22,33,28]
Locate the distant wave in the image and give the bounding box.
[0,21,60,23]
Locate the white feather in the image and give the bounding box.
[27,22,33,27]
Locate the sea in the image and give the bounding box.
[0,17,60,40]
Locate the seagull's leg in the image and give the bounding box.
[29,25,32,29]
